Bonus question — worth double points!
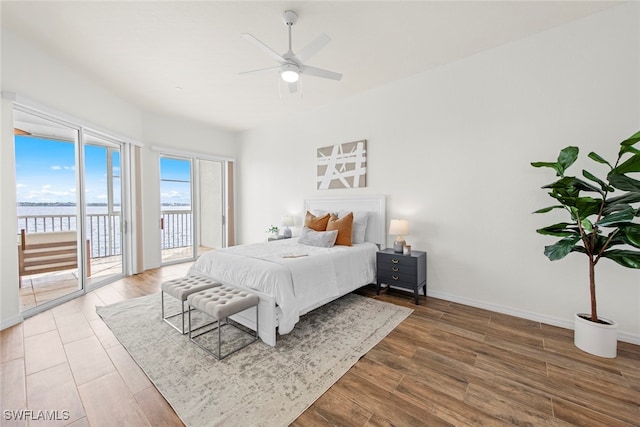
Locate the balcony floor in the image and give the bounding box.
[19,247,211,312]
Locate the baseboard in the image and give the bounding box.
[1,314,24,331]
[424,289,640,346]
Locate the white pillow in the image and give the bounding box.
[298,227,338,248]
[339,210,368,244]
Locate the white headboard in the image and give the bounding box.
[304,194,386,248]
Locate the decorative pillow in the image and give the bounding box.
[338,210,368,244]
[326,212,354,246]
[305,211,330,231]
[298,227,338,248]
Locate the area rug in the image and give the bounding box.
[97,292,412,427]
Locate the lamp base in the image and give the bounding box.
[283,227,292,238]
[393,237,406,253]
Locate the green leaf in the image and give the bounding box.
[604,192,640,209]
[600,249,640,269]
[544,236,581,261]
[558,146,579,171]
[588,152,612,168]
[531,146,579,177]
[597,207,636,227]
[582,170,614,192]
[612,154,640,175]
[620,224,640,248]
[573,197,604,219]
[543,177,602,196]
[607,173,640,192]
[581,219,593,233]
[536,223,579,237]
[531,161,563,176]
[620,130,640,146]
[619,144,640,156]
[533,205,565,214]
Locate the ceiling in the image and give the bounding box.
[2,1,619,133]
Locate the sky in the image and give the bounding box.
[15,136,119,205]
[14,136,192,206]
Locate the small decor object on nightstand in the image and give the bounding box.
[266,225,279,240]
[281,216,294,238]
[389,219,409,253]
[403,245,411,255]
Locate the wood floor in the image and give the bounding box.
[2,263,639,427]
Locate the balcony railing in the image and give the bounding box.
[18,210,193,259]
[160,210,193,250]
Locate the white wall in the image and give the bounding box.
[0,28,237,327]
[140,111,237,269]
[0,28,142,328]
[238,4,640,341]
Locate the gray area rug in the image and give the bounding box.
[97,292,412,427]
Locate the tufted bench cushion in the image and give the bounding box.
[161,275,221,334]
[188,286,259,320]
[161,275,221,301]
[187,285,260,359]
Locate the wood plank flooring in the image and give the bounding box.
[1,262,638,426]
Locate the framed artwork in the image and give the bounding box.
[316,140,367,190]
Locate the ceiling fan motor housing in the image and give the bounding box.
[282,10,298,26]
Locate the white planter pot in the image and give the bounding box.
[574,313,618,358]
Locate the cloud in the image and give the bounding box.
[16,183,27,188]
[50,165,75,171]
[161,191,185,199]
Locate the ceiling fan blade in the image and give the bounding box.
[294,33,330,63]
[288,81,298,93]
[239,65,281,75]
[301,65,343,81]
[242,33,286,63]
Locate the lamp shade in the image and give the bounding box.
[281,216,294,227]
[389,219,409,236]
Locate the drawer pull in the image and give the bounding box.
[392,275,399,280]
[391,258,399,264]
[392,267,399,272]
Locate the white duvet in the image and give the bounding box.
[188,238,377,334]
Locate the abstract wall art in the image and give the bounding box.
[316,140,367,190]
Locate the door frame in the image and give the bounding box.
[12,101,135,317]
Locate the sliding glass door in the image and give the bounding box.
[83,133,125,287]
[14,113,82,311]
[160,156,194,263]
[197,159,225,256]
[14,108,128,314]
[158,153,231,264]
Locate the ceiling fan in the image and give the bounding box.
[240,10,343,93]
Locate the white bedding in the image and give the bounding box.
[188,238,377,334]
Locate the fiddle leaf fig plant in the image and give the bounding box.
[531,130,640,323]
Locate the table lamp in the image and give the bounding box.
[389,219,409,253]
[281,216,294,238]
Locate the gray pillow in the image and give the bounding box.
[298,227,338,248]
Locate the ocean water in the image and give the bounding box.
[17,205,192,257]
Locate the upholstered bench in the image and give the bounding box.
[187,285,260,360]
[161,275,221,334]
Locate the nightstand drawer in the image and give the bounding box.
[376,248,427,305]
[376,252,416,268]
[377,270,417,286]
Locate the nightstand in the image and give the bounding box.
[376,248,427,304]
[267,235,290,241]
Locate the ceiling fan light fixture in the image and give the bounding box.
[280,63,300,83]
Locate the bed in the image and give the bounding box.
[188,195,386,346]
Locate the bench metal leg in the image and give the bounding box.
[189,304,259,360]
[162,291,191,335]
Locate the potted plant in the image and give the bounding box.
[531,130,640,358]
[266,225,279,239]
